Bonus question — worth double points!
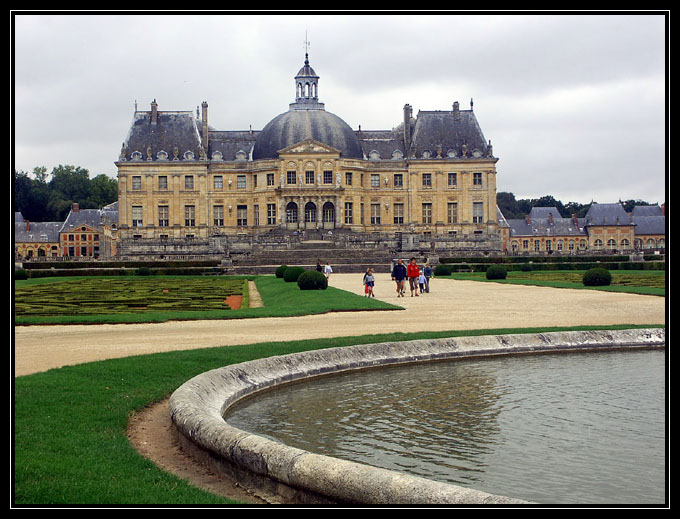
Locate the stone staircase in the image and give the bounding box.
[229,243,401,275]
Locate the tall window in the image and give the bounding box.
[158,205,169,227]
[132,176,142,190]
[267,173,275,186]
[306,171,315,184]
[254,204,259,226]
[287,171,296,184]
[213,175,223,190]
[345,172,353,185]
[185,175,194,190]
[213,205,224,226]
[237,205,247,226]
[267,204,276,225]
[286,202,298,223]
[371,174,380,188]
[370,203,381,224]
[324,170,333,184]
[422,173,432,188]
[473,202,484,223]
[447,202,458,224]
[184,205,195,227]
[131,206,143,227]
[345,202,353,224]
[394,173,403,188]
[448,172,457,187]
[422,203,432,224]
[473,172,483,186]
[158,176,168,190]
[393,203,404,224]
[237,175,246,189]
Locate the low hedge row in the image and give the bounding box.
[434,261,665,276]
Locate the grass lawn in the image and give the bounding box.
[14,275,401,325]
[448,270,666,296]
[13,324,663,505]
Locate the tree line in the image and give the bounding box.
[14,166,118,223]
[496,192,657,220]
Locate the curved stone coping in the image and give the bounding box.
[168,328,665,505]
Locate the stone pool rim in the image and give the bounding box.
[168,328,665,505]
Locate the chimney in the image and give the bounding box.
[151,99,158,125]
[201,101,209,150]
[548,212,554,225]
[25,220,30,231]
[526,214,531,225]
[72,203,79,213]
[403,104,412,152]
[572,213,579,226]
[453,101,460,120]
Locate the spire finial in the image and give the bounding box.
[303,31,310,63]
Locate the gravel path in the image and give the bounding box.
[14,274,665,377]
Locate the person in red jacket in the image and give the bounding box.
[406,257,420,297]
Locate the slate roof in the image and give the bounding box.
[583,203,634,226]
[60,208,105,233]
[505,206,585,238]
[409,109,492,160]
[15,221,63,243]
[120,110,203,162]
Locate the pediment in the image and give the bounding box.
[278,139,341,156]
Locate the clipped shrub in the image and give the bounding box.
[582,267,612,286]
[485,265,508,280]
[297,270,328,290]
[521,263,533,272]
[275,264,289,278]
[135,267,152,276]
[15,269,28,280]
[283,266,306,283]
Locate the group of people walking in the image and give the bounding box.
[362,258,433,298]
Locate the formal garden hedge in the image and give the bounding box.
[14,277,247,317]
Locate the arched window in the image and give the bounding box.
[323,202,335,223]
[286,202,298,223]
[305,202,317,223]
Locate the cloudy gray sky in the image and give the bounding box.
[13,12,667,205]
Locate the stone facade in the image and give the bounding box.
[116,53,501,255]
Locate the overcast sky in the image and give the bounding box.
[13,12,667,205]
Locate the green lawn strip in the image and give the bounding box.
[446,270,665,296]
[13,323,663,505]
[14,275,401,325]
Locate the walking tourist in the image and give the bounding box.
[324,261,333,279]
[407,257,420,297]
[418,271,427,294]
[423,263,433,293]
[391,259,407,297]
[316,260,323,272]
[363,268,376,298]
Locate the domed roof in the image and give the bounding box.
[253,108,363,160]
[253,52,364,161]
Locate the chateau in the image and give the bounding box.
[14,52,665,264]
[115,52,501,256]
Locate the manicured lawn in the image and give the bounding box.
[13,324,663,505]
[14,275,401,325]
[448,270,666,296]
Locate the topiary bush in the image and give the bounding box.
[275,264,288,278]
[297,270,328,290]
[15,269,28,280]
[582,267,612,286]
[485,265,508,280]
[283,266,306,283]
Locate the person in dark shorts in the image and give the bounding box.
[391,259,407,297]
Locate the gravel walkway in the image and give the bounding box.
[14,274,665,377]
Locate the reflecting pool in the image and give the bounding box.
[226,350,666,504]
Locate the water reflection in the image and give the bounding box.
[226,350,665,504]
